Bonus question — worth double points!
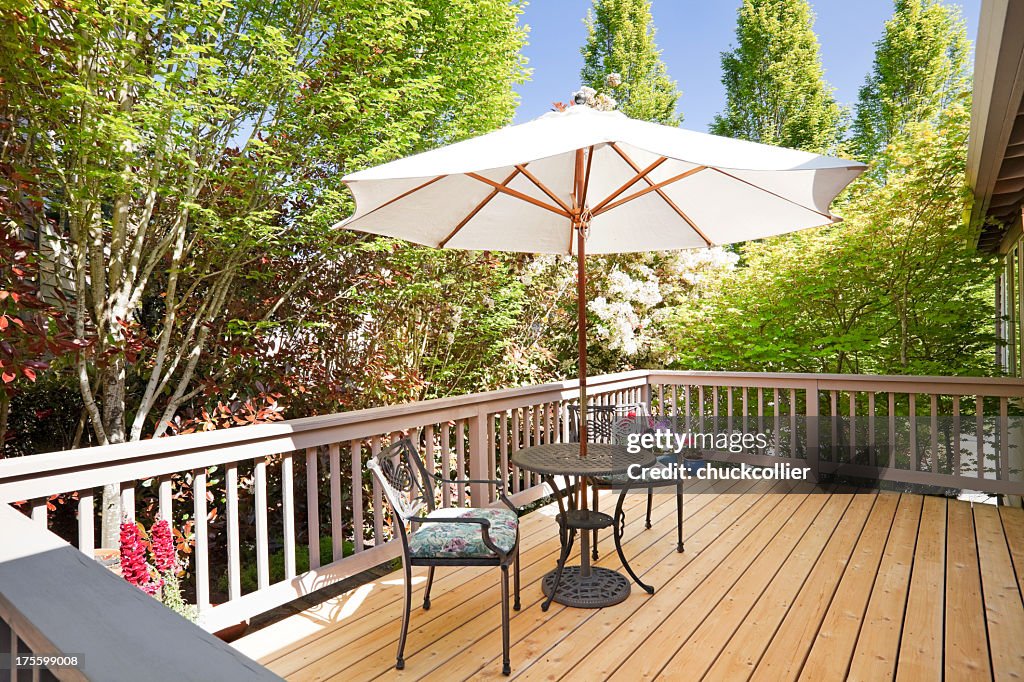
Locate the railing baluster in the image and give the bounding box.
[829,390,838,463]
[193,467,209,611]
[511,409,520,494]
[306,446,320,570]
[888,392,897,468]
[789,388,797,459]
[536,403,544,483]
[757,387,764,437]
[952,396,961,477]
[867,392,876,467]
[930,395,939,474]
[500,413,509,493]
[282,453,296,579]
[684,385,691,431]
[727,387,734,434]
[850,391,857,462]
[350,441,364,552]
[371,436,384,538]
[909,393,918,470]
[455,420,466,505]
[255,457,269,589]
[78,490,94,555]
[442,422,453,505]
[329,443,343,562]
[158,476,172,522]
[1000,396,1009,481]
[658,384,665,416]
[671,385,678,416]
[700,385,706,432]
[225,462,240,600]
[773,388,780,457]
[742,387,749,435]
[977,396,985,479]
[30,498,46,529]
[120,481,135,523]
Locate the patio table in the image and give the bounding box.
[511,443,656,609]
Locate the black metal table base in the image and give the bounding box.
[541,566,631,608]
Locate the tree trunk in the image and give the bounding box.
[100,371,127,548]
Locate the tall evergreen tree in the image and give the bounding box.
[710,0,843,153]
[851,0,970,160]
[581,0,681,124]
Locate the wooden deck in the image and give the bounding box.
[233,479,1024,681]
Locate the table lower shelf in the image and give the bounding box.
[541,566,631,608]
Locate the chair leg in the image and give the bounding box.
[676,483,685,553]
[513,544,521,611]
[591,486,600,560]
[423,566,435,610]
[500,565,511,676]
[396,558,412,670]
[645,486,653,529]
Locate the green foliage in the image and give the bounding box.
[851,0,970,161]
[581,0,681,124]
[664,103,997,376]
[711,0,844,153]
[0,0,528,447]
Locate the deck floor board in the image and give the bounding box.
[234,489,1024,681]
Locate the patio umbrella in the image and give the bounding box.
[336,104,865,456]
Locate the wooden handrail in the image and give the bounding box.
[0,506,282,680]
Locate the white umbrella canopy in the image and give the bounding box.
[336,104,866,458]
[337,105,866,254]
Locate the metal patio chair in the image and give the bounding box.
[568,403,685,558]
[367,436,521,676]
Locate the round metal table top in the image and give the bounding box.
[510,443,656,477]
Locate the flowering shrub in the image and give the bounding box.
[119,518,197,622]
[119,521,163,596]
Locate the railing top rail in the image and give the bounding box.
[0,506,281,681]
[649,370,1024,396]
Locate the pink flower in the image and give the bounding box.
[151,519,175,574]
[119,520,161,595]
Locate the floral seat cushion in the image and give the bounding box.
[409,507,518,559]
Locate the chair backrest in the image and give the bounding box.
[366,437,436,524]
[568,402,650,445]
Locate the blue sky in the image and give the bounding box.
[513,0,980,130]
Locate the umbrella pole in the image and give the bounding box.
[576,222,589,460]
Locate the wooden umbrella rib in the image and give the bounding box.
[466,172,571,218]
[515,164,572,214]
[589,156,668,214]
[582,145,595,209]
[609,143,712,246]
[711,167,836,220]
[593,165,707,216]
[439,168,522,247]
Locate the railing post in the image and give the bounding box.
[640,379,652,416]
[807,382,820,483]
[468,410,490,504]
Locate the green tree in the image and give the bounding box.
[851,0,970,160]
[581,0,681,124]
[0,0,526,544]
[710,0,843,153]
[664,102,997,377]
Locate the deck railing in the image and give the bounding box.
[0,370,1022,636]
